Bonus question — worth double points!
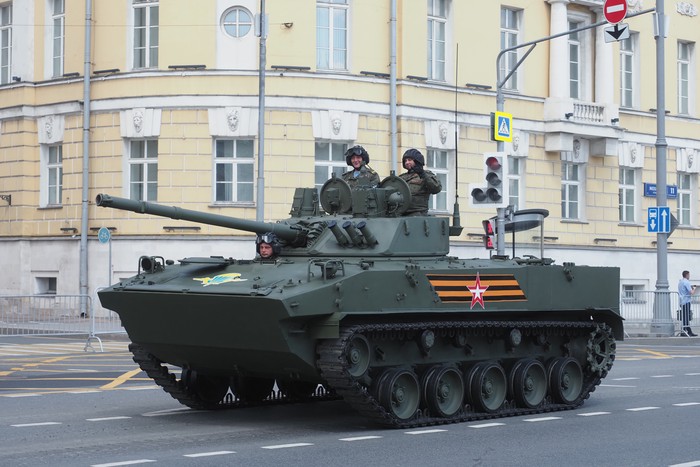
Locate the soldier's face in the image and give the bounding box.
[404,158,416,170]
[259,243,273,258]
[350,155,363,169]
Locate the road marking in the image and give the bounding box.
[142,407,193,417]
[469,422,505,428]
[11,422,62,427]
[651,375,673,378]
[339,436,383,441]
[577,412,611,416]
[523,416,562,422]
[2,393,41,397]
[626,406,659,411]
[183,451,235,458]
[405,428,447,435]
[612,377,640,381]
[91,460,156,467]
[635,348,671,358]
[686,373,700,376]
[600,384,636,388]
[668,462,700,467]
[101,368,142,390]
[87,416,132,422]
[673,402,700,407]
[261,443,313,450]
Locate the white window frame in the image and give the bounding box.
[567,15,593,102]
[561,161,584,220]
[132,0,159,70]
[51,0,64,78]
[127,139,158,201]
[316,0,348,71]
[678,41,695,116]
[677,172,695,226]
[620,33,639,109]
[314,141,348,194]
[221,6,253,38]
[618,167,638,223]
[213,139,255,204]
[426,149,452,213]
[507,155,524,211]
[500,7,522,92]
[0,4,11,85]
[427,0,447,81]
[40,144,63,207]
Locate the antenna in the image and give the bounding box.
[450,44,463,236]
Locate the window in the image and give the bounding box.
[0,4,11,84]
[214,139,254,203]
[316,0,347,71]
[129,140,158,201]
[678,41,694,115]
[618,168,637,223]
[507,156,523,211]
[561,162,581,219]
[677,172,693,226]
[426,149,449,212]
[621,284,645,303]
[52,0,65,77]
[314,141,347,194]
[620,34,638,108]
[568,21,582,100]
[46,145,63,206]
[36,277,57,295]
[500,7,521,91]
[427,0,446,81]
[222,7,253,38]
[133,0,158,69]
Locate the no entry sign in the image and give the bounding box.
[604,0,628,24]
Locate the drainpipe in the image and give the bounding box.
[390,0,397,169]
[79,0,92,313]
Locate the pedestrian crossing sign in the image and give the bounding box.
[492,111,513,142]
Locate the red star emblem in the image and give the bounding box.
[467,272,489,309]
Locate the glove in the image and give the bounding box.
[412,165,424,177]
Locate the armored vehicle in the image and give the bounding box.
[96,174,622,428]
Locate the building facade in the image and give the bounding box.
[0,0,699,305]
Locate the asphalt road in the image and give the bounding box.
[1,336,700,467]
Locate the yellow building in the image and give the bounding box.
[0,0,698,302]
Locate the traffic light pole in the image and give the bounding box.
[493,8,653,257]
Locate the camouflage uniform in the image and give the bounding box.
[342,165,380,189]
[399,148,442,216]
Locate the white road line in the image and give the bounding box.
[11,422,62,427]
[686,373,700,376]
[2,393,41,398]
[612,377,640,381]
[339,436,383,441]
[261,443,314,450]
[626,406,659,412]
[469,422,505,428]
[673,402,700,407]
[668,461,700,467]
[87,416,132,422]
[405,428,447,435]
[600,384,636,388]
[577,412,611,416]
[67,390,102,394]
[183,451,235,458]
[651,375,673,378]
[142,407,193,417]
[91,460,157,467]
[523,416,562,422]
[124,386,159,391]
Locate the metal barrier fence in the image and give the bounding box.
[619,290,697,337]
[0,294,125,348]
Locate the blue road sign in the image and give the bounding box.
[98,227,111,244]
[643,183,678,199]
[648,206,670,233]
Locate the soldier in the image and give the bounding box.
[342,145,380,188]
[256,232,281,260]
[399,148,442,216]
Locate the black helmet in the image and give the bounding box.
[345,145,370,166]
[256,232,281,256]
[402,148,425,168]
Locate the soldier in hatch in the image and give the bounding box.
[342,145,380,188]
[399,148,442,216]
[256,232,281,260]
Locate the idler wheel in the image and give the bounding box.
[422,365,465,417]
[509,359,547,409]
[180,369,230,404]
[586,324,616,376]
[377,368,421,420]
[346,334,371,378]
[548,357,584,405]
[466,362,507,413]
[232,376,275,402]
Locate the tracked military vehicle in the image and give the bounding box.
[96,174,622,428]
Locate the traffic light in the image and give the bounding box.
[482,219,495,250]
[469,152,509,207]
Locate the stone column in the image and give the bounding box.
[594,9,614,106]
[548,0,570,99]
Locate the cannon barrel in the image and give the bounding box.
[95,194,307,244]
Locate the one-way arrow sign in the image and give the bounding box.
[604,22,630,42]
